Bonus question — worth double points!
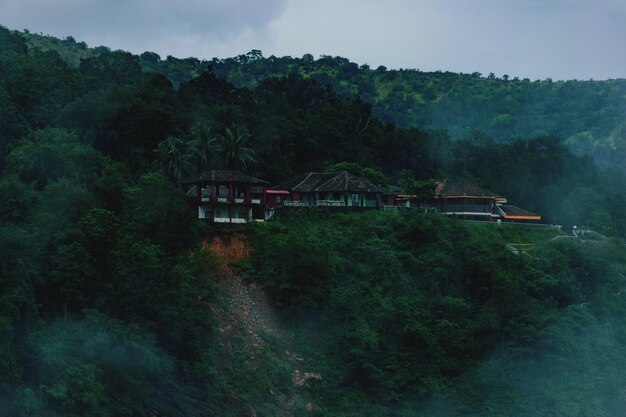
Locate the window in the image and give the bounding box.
[276,195,282,203]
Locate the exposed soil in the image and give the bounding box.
[207,234,290,360]
[205,233,320,415]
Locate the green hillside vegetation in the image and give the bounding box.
[1,25,626,416]
[16,31,626,171]
[245,211,626,416]
[208,54,626,172]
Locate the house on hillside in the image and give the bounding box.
[391,178,541,222]
[268,171,386,208]
[182,170,268,223]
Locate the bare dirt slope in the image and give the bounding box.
[206,234,320,415]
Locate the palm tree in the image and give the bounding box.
[154,125,217,181]
[153,135,195,181]
[215,124,256,172]
[188,124,216,174]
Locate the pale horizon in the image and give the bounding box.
[2,0,625,81]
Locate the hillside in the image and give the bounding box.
[208,54,626,170]
[17,30,626,171]
[2,24,626,416]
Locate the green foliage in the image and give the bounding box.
[215,123,257,171]
[0,175,36,223]
[399,171,436,200]
[6,128,103,187]
[2,26,626,417]
[325,162,388,185]
[124,172,197,254]
[247,211,626,415]
[201,53,626,171]
[49,242,96,310]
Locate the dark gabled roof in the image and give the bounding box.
[498,204,541,219]
[272,172,336,192]
[272,171,385,193]
[316,171,386,192]
[434,178,498,198]
[181,170,267,185]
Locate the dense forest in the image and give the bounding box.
[2,25,626,416]
[19,31,626,171]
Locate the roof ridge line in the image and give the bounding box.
[295,172,314,190]
[314,171,340,192]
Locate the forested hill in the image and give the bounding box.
[18,30,626,170]
[4,24,626,417]
[209,54,626,168]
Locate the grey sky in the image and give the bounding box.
[1,0,624,80]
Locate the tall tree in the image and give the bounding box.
[215,124,256,171]
[153,136,194,181]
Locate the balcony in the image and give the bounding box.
[234,197,245,204]
[251,198,261,204]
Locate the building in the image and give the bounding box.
[182,171,540,224]
[182,170,268,223]
[495,204,542,222]
[269,171,386,208]
[391,178,541,222]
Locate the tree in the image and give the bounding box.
[153,135,195,181]
[49,242,96,315]
[215,124,256,171]
[154,125,216,181]
[188,124,216,173]
[399,171,436,202]
[6,128,103,188]
[324,162,388,185]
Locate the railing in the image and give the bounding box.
[283,200,346,207]
[463,220,562,230]
[207,196,255,204]
[214,217,247,224]
[316,200,345,207]
[383,205,436,213]
[284,200,311,207]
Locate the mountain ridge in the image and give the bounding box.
[15,29,626,171]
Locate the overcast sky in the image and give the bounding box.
[1,0,625,80]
